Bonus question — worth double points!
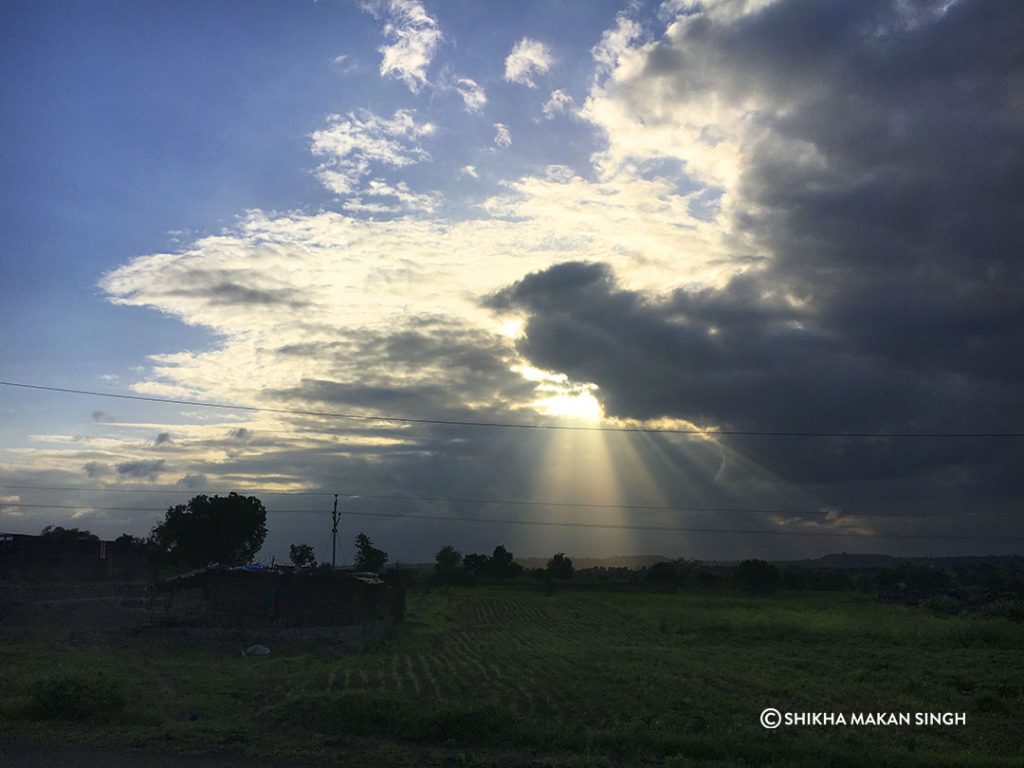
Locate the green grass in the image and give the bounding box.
[1,586,1021,766]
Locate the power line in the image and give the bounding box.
[336,509,1024,541]
[1,484,1016,518]
[6,503,1022,541]
[0,484,336,497]
[2,380,1020,438]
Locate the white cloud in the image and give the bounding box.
[504,38,554,87]
[460,165,479,179]
[363,0,443,93]
[580,13,749,190]
[344,179,441,213]
[453,76,487,112]
[310,109,435,195]
[493,123,512,148]
[541,89,574,119]
[331,53,358,74]
[591,12,643,77]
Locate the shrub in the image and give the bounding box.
[0,585,16,621]
[734,559,781,596]
[922,594,960,615]
[25,674,127,721]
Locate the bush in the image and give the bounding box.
[0,585,16,621]
[734,559,781,596]
[25,674,127,721]
[922,594,960,615]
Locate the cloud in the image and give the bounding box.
[154,432,172,445]
[177,473,208,489]
[331,53,359,74]
[452,76,487,112]
[116,459,166,479]
[492,259,1023,499]
[12,0,1012,561]
[460,165,478,179]
[83,461,111,478]
[591,11,643,76]
[310,108,435,196]
[493,123,512,148]
[541,89,574,119]
[363,0,443,92]
[91,410,119,423]
[343,179,441,213]
[504,38,554,87]
[488,0,1024,516]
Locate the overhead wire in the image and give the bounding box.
[5,503,1022,541]
[0,484,1017,519]
[2,380,1021,438]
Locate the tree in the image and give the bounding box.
[489,545,523,580]
[734,559,781,596]
[289,543,317,569]
[354,532,388,572]
[114,533,147,547]
[645,560,690,591]
[547,552,574,580]
[434,544,462,584]
[40,525,98,543]
[150,493,267,569]
[463,552,490,579]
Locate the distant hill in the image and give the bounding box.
[779,553,1024,570]
[781,553,900,569]
[516,554,671,570]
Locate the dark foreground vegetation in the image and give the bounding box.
[1,581,1022,767]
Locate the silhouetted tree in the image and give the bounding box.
[289,543,317,569]
[645,560,690,590]
[734,559,781,596]
[150,493,267,569]
[547,552,574,580]
[354,532,388,572]
[40,525,98,543]
[463,552,490,578]
[434,544,462,585]
[489,545,523,580]
[114,533,147,547]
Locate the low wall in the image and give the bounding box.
[160,569,405,629]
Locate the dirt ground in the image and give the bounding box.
[0,740,301,768]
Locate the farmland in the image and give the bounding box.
[1,585,1022,767]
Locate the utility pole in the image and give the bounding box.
[330,494,339,569]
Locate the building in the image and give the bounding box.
[156,566,405,628]
[0,532,150,582]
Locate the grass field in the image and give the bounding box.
[1,585,1022,766]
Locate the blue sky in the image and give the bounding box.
[1,0,625,381]
[2,0,1021,563]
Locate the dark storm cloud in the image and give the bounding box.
[83,461,111,478]
[115,459,166,479]
[177,473,208,489]
[203,282,308,308]
[164,281,308,308]
[272,322,538,421]
[491,1,1024,516]
[640,0,1024,387]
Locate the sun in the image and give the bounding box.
[533,392,603,423]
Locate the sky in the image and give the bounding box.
[1,0,1022,564]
